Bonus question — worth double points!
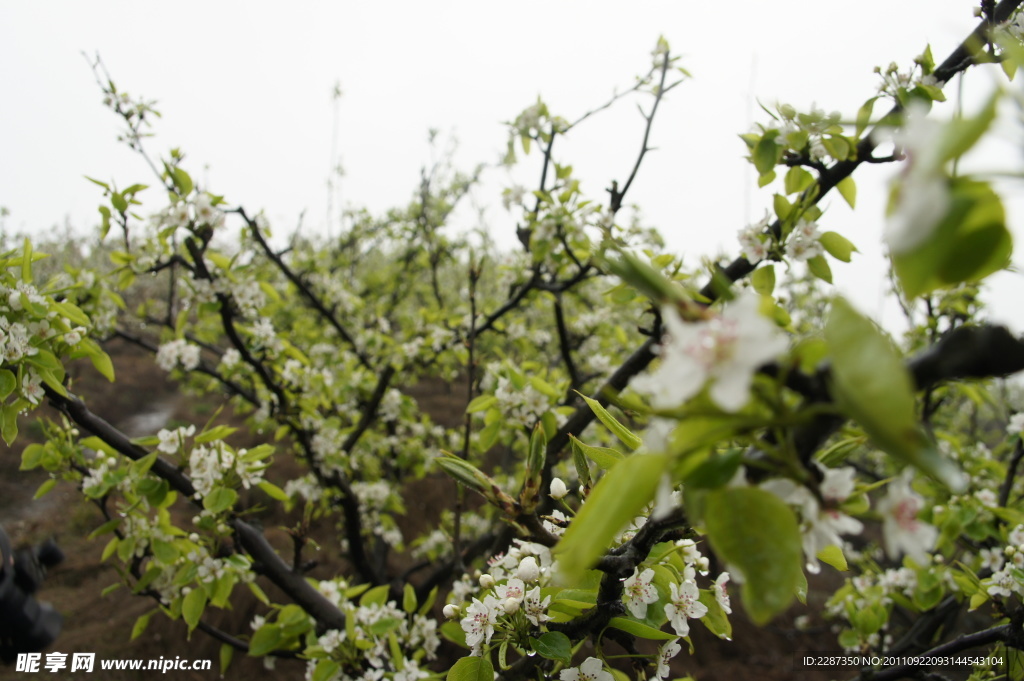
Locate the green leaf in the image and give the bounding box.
[856,97,877,137]
[819,232,857,263]
[312,661,341,681]
[683,448,744,489]
[248,624,282,656]
[578,394,641,451]
[447,655,494,681]
[806,255,832,283]
[182,587,208,632]
[360,584,390,607]
[752,137,779,174]
[569,434,624,470]
[936,93,998,164]
[2,406,20,446]
[170,166,194,196]
[555,454,665,582]
[257,480,289,501]
[698,590,732,640]
[403,583,417,614]
[111,192,128,213]
[784,167,814,195]
[21,238,33,281]
[82,340,115,381]
[892,179,1010,298]
[609,617,677,640]
[704,487,802,625]
[817,544,848,571]
[0,370,16,401]
[751,265,775,295]
[825,298,964,490]
[529,631,572,665]
[836,177,857,209]
[131,611,153,640]
[34,478,56,500]
[203,487,238,514]
[195,425,238,444]
[219,643,234,676]
[466,394,497,414]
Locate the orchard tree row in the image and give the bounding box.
[5,3,1024,680]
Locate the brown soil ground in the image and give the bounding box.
[0,342,913,681]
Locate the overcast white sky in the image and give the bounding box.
[2,1,1022,331]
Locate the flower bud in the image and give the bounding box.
[479,574,495,589]
[503,598,520,614]
[517,556,540,582]
[443,604,460,619]
[549,477,568,500]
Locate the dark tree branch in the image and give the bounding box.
[237,207,374,371]
[43,386,348,631]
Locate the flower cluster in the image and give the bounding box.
[156,338,201,372]
[188,440,267,498]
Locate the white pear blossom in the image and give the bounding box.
[1010,413,1024,435]
[460,596,500,653]
[495,578,525,603]
[560,657,613,681]
[622,567,659,619]
[631,292,787,412]
[523,586,551,626]
[663,580,707,636]
[885,104,950,254]
[549,477,568,500]
[517,556,540,582]
[714,572,732,614]
[737,211,772,263]
[157,425,196,454]
[877,469,938,565]
[653,639,682,680]
[156,339,202,371]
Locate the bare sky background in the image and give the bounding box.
[1,1,1021,331]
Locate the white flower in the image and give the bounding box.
[986,568,1019,598]
[502,597,520,614]
[442,604,460,619]
[1009,524,1024,547]
[885,104,950,254]
[631,292,787,412]
[1010,414,1024,435]
[622,568,659,619]
[654,639,682,680]
[549,477,568,500]
[738,211,772,262]
[877,469,938,565]
[975,489,998,508]
[495,578,525,603]
[517,556,540,582]
[460,596,499,652]
[560,657,613,681]
[523,586,551,626]
[979,547,1005,572]
[157,425,195,454]
[664,580,707,637]
[714,572,732,614]
[22,372,44,405]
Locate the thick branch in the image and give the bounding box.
[44,386,347,632]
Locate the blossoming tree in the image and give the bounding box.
[5,3,1024,681]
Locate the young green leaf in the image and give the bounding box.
[704,487,802,625]
[555,453,666,582]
